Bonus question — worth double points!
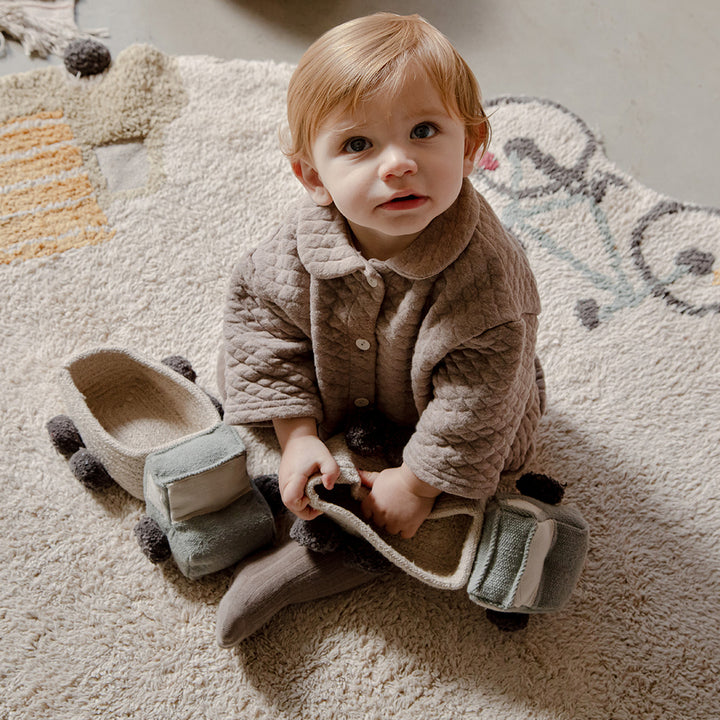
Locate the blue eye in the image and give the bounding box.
[411,123,437,139]
[344,137,371,153]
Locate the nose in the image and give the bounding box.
[378,145,417,179]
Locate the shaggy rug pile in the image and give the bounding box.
[1,45,718,719]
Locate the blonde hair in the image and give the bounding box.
[284,13,490,164]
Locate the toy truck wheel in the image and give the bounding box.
[68,448,114,491]
[485,609,530,632]
[161,354,224,418]
[161,355,196,382]
[47,415,84,459]
[134,516,172,564]
[516,473,566,505]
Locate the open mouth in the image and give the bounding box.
[381,194,427,210]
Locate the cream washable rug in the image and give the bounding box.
[2,45,719,720]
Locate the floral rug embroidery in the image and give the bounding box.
[473,97,720,328]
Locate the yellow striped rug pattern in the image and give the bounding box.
[0,110,114,265]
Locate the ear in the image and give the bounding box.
[291,159,333,206]
[463,125,488,177]
[462,136,480,177]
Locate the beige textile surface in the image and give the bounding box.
[1,45,719,719]
[305,434,485,591]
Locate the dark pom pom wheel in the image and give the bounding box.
[252,474,285,516]
[162,355,224,418]
[46,414,84,459]
[485,609,530,632]
[516,472,566,505]
[134,516,172,564]
[344,407,388,458]
[47,414,113,491]
[344,407,413,466]
[161,355,197,383]
[68,447,113,491]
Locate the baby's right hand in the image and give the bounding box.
[277,430,340,520]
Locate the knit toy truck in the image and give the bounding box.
[137,423,274,579]
[305,444,589,631]
[466,489,589,619]
[47,348,274,579]
[48,347,588,628]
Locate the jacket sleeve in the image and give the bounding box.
[402,317,539,500]
[222,248,323,426]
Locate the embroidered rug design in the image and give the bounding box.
[0,44,186,264]
[1,46,718,720]
[0,109,114,263]
[473,97,720,329]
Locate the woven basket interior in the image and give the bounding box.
[68,352,212,452]
[314,483,473,577]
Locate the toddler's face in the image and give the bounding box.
[294,66,475,259]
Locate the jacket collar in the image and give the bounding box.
[296,178,480,280]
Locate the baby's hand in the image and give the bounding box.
[275,419,340,520]
[358,464,441,539]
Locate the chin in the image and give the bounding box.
[386,214,437,236]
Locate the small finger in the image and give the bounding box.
[281,477,306,505]
[360,492,375,520]
[357,469,377,488]
[320,457,340,490]
[384,518,404,536]
[399,522,420,539]
[294,506,323,521]
[363,504,387,530]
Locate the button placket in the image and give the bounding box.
[347,270,383,409]
[364,267,381,289]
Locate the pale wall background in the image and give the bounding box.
[2,0,718,206]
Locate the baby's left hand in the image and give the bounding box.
[358,464,441,539]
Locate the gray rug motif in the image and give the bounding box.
[474,96,720,329]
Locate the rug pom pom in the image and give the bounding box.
[64,38,111,76]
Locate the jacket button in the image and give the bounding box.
[355,338,370,351]
[354,397,370,407]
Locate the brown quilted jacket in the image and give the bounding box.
[223,179,543,500]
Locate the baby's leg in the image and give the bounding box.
[215,535,377,647]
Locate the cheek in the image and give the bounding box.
[432,154,466,186]
[327,168,369,205]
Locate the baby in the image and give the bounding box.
[216,12,544,646]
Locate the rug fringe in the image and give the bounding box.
[0,1,108,59]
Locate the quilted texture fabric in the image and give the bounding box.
[223,179,543,499]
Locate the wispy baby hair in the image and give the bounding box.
[284,13,490,164]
